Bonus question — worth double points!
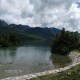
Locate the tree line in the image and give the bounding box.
[0,32,20,47]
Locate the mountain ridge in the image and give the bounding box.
[0,19,60,40]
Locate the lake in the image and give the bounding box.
[0,42,72,79]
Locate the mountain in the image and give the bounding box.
[0,19,60,41]
[25,27,60,40]
[8,24,30,31]
[0,20,8,27]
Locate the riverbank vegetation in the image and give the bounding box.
[51,28,80,55]
[30,64,80,80]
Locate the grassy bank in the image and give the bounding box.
[30,64,80,80]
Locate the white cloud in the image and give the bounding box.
[0,0,35,26]
[0,0,80,32]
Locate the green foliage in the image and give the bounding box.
[30,64,80,80]
[0,32,20,47]
[51,28,80,55]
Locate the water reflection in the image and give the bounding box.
[0,47,17,63]
[0,41,73,79]
[0,46,72,71]
[50,54,72,68]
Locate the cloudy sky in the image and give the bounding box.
[0,0,80,32]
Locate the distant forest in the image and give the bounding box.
[0,19,60,46]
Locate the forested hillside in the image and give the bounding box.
[0,19,60,46]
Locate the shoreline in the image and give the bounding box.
[1,51,80,80]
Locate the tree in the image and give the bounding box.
[51,28,80,55]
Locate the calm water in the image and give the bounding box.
[0,46,52,67]
[0,43,72,79]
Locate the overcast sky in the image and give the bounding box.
[0,0,80,32]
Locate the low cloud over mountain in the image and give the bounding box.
[0,0,80,32]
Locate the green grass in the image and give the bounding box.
[30,64,80,80]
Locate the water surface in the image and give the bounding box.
[0,44,72,79]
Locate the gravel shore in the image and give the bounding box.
[69,51,80,63]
